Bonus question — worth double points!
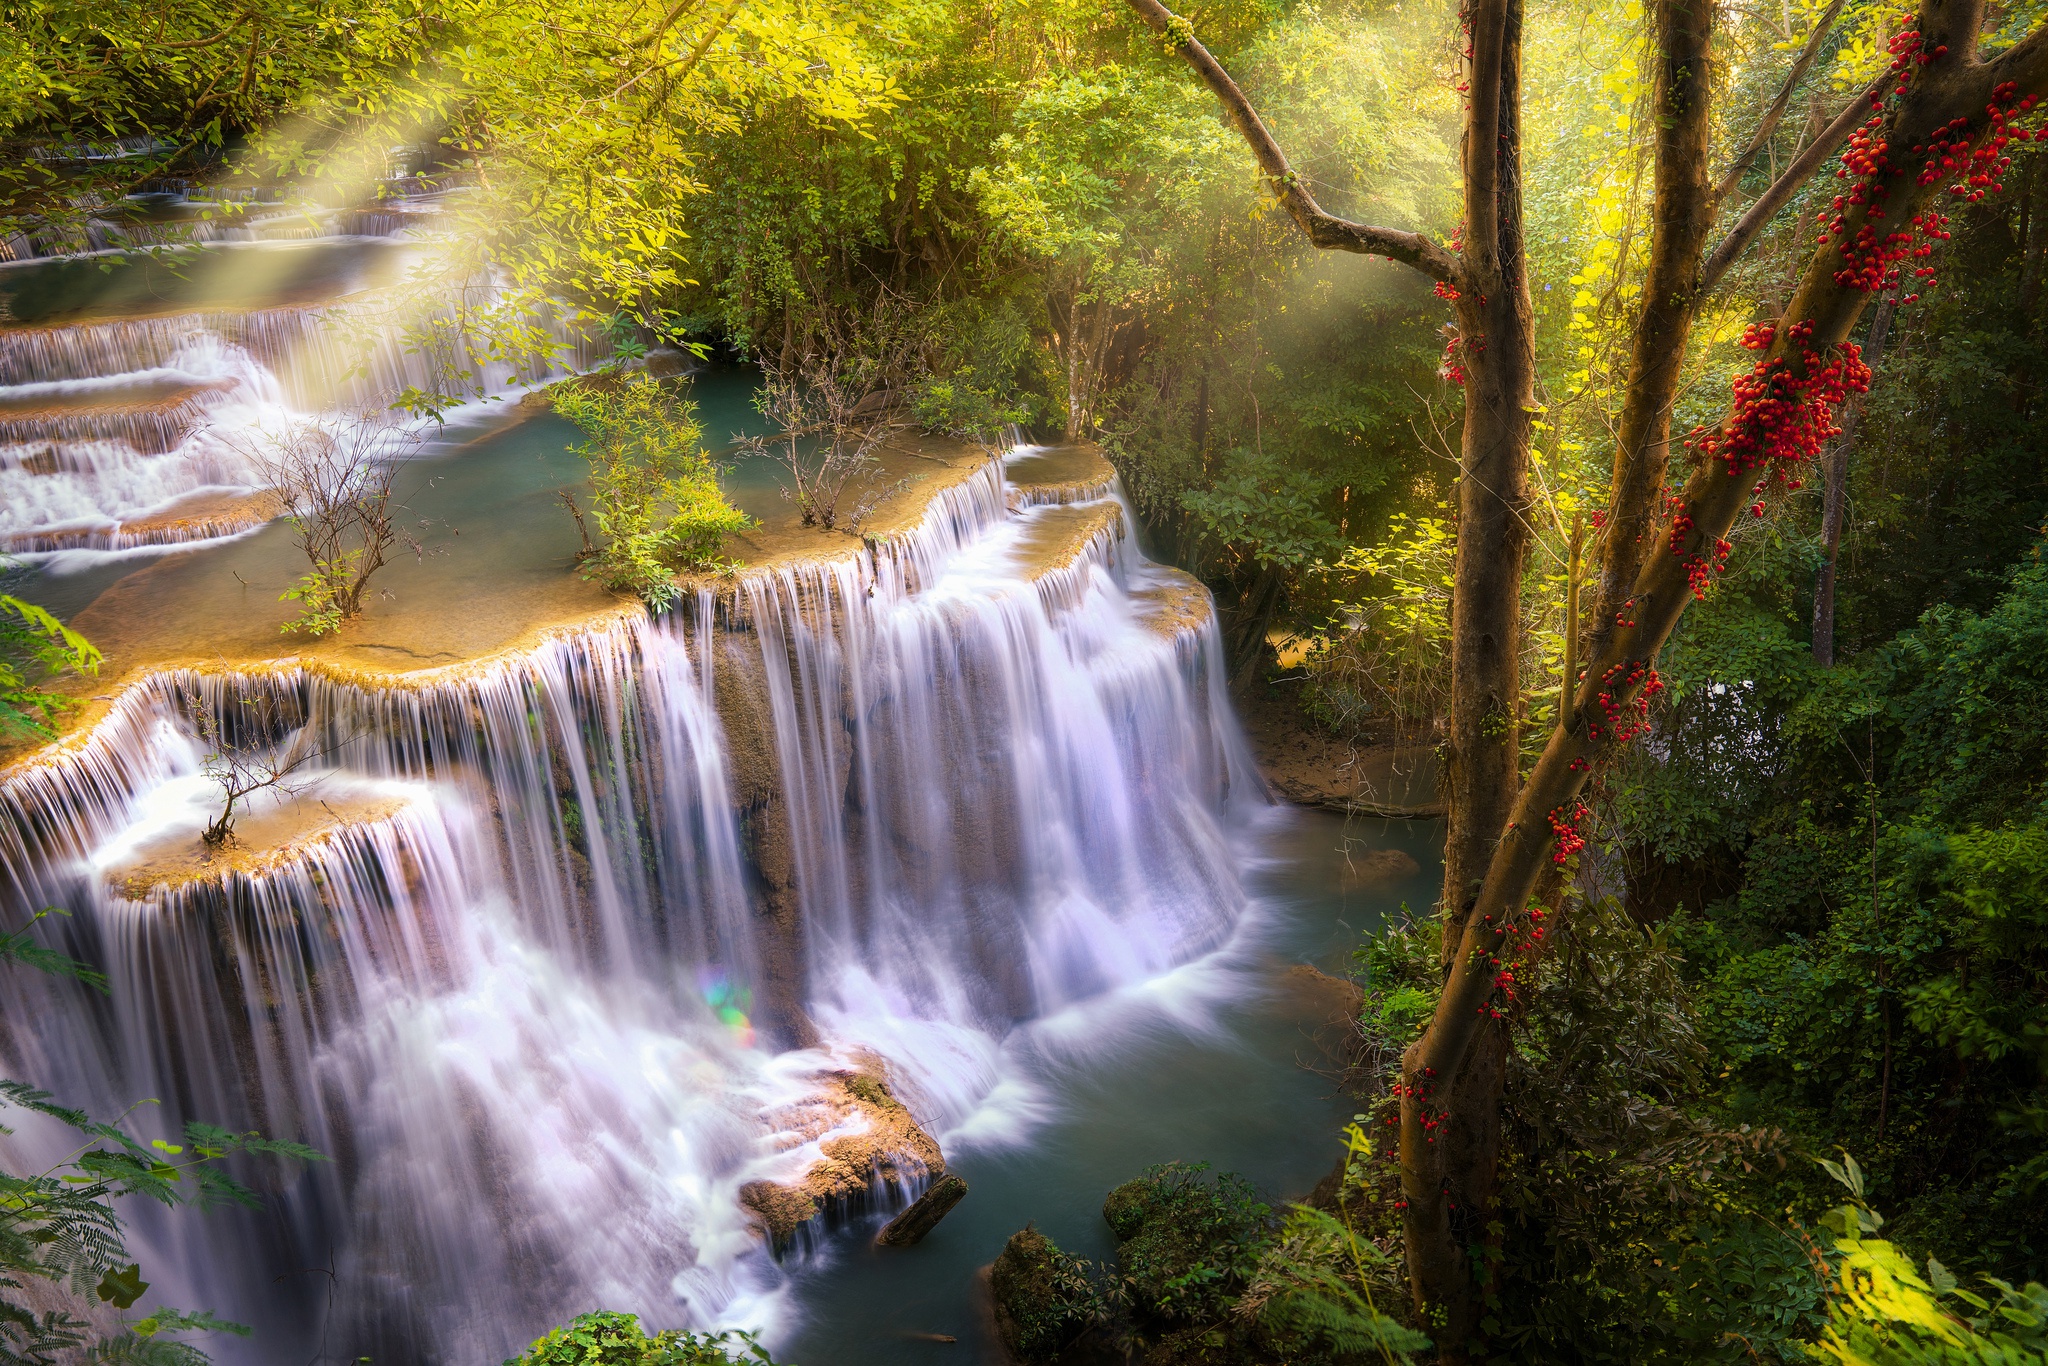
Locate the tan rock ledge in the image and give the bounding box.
[5,489,284,554]
[1011,502,1123,585]
[741,1054,945,1252]
[98,783,416,899]
[1004,442,1116,507]
[1129,567,1215,641]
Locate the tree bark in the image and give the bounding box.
[2021,149,2048,320]
[1591,0,1718,665]
[1812,298,1892,666]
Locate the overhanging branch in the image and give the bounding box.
[1123,0,1463,285]
[1699,71,1887,294]
[1710,0,1850,206]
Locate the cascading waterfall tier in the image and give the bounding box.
[0,447,1262,1364]
[0,248,604,552]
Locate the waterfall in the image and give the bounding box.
[0,442,1261,1363]
[0,265,604,551]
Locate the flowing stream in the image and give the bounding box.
[0,230,1438,1365]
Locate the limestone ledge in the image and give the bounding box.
[4,440,1207,780]
[1003,443,1117,508]
[4,490,284,555]
[103,788,416,900]
[740,1054,945,1252]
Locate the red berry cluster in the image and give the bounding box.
[1677,320,1870,592]
[1547,801,1590,865]
[1587,659,1664,744]
[1662,494,1730,597]
[1815,21,2041,302]
[1687,322,1871,480]
[1440,334,1468,387]
[1390,1069,1448,1146]
[1473,906,1549,1020]
[1920,83,2039,203]
[1434,279,1462,303]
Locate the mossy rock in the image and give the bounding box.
[990,1225,1097,1364]
[844,1072,897,1109]
[1103,1178,1153,1241]
[1104,1165,1272,1330]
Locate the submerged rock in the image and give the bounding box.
[877,1172,968,1247]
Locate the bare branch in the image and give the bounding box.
[1710,0,1849,206]
[1122,0,1462,284]
[1699,71,1887,294]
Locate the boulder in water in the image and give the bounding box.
[876,1172,968,1247]
[989,1225,1099,1364]
[739,1056,945,1251]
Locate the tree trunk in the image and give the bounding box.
[2021,148,2048,321]
[1402,0,1536,1351]
[1591,0,1718,661]
[1812,298,1892,666]
[1398,32,2048,1366]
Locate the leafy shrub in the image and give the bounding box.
[504,1311,775,1366]
[1295,512,1454,738]
[989,1225,1115,1364]
[0,593,101,738]
[554,378,753,608]
[238,414,424,636]
[1104,1162,1276,1327]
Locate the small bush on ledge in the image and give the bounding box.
[505,1310,778,1366]
[553,378,754,610]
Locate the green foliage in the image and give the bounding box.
[1619,538,2048,1281]
[1807,1156,2048,1365]
[504,1311,775,1366]
[554,378,754,608]
[0,595,102,740]
[989,1225,1117,1364]
[1242,1202,1431,1364]
[1106,1162,1276,1327]
[0,909,108,993]
[0,1082,323,1366]
[1296,512,1456,736]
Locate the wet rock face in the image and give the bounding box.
[738,1058,944,1251]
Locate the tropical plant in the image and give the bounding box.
[1,922,325,1366]
[503,1310,777,1366]
[0,595,102,740]
[553,377,753,609]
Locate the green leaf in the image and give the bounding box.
[98,1263,149,1309]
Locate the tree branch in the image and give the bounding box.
[1984,21,2048,93]
[1699,70,1887,294]
[1710,0,1849,206]
[1122,0,1462,284]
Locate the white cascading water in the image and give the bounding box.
[0,442,1263,1363]
[0,258,603,552]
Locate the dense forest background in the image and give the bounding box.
[4,0,2046,1359]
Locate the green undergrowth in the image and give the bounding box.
[504,1311,777,1366]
